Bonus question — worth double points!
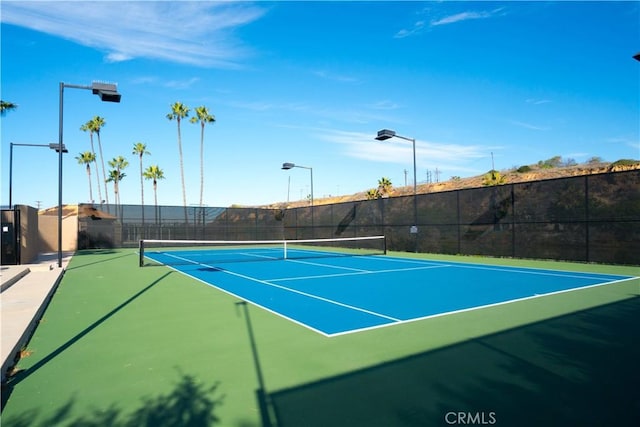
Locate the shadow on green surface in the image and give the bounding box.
[66,250,135,271]
[3,372,225,427]
[269,296,640,427]
[2,271,173,405]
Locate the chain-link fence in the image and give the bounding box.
[78,205,285,248]
[283,170,639,265]
[78,170,639,265]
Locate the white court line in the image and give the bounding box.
[366,255,633,281]
[162,252,402,323]
[326,276,639,337]
[286,258,371,273]
[149,256,334,337]
[180,250,281,260]
[270,264,450,282]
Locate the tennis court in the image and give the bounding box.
[140,236,635,337]
[3,245,639,427]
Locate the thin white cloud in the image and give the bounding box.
[394,21,426,39]
[230,99,394,125]
[395,7,504,38]
[130,75,200,90]
[510,120,550,131]
[369,100,402,110]
[320,129,488,171]
[607,137,640,151]
[526,98,552,105]
[431,11,494,26]
[164,77,201,90]
[1,1,267,68]
[230,101,311,113]
[312,70,360,84]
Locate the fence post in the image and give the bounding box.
[511,184,516,258]
[585,175,590,262]
[456,191,461,254]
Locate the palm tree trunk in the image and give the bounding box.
[86,165,94,203]
[153,181,158,224]
[139,155,145,234]
[97,133,110,211]
[200,122,205,209]
[177,119,188,224]
[153,180,159,235]
[89,133,102,205]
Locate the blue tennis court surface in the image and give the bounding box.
[144,248,636,337]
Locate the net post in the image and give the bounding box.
[383,235,387,255]
[139,240,144,267]
[283,240,288,259]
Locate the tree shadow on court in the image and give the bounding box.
[2,372,225,427]
[268,296,640,427]
[65,250,134,271]
[1,271,173,407]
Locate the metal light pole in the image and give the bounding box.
[9,143,67,209]
[282,162,314,238]
[281,162,313,206]
[375,129,419,252]
[58,81,121,267]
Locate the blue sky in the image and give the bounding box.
[2,1,639,209]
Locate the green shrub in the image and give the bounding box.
[610,159,640,168]
[516,165,532,173]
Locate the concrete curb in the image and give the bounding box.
[1,253,73,383]
[0,267,31,293]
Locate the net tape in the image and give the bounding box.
[139,235,386,267]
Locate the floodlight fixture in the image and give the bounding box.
[49,143,68,153]
[375,129,396,141]
[91,82,121,103]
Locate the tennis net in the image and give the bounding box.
[138,235,387,267]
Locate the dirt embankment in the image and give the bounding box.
[263,161,640,209]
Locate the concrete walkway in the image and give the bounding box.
[1,252,73,382]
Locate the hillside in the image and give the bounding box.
[266,159,640,209]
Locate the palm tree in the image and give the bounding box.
[189,105,216,207]
[132,142,150,230]
[482,170,507,186]
[107,156,129,217]
[80,121,103,205]
[76,151,97,203]
[90,116,109,208]
[1,100,18,116]
[166,102,190,223]
[143,165,165,224]
[377,177,393,198]
[365,189,380,200]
